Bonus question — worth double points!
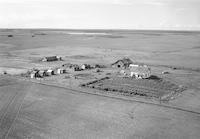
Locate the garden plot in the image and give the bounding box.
[81,76,186,100]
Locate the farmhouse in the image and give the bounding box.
[112,58,133,69]
[42,56,62,62]
[129,64,151,79]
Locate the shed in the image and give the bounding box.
[57,68,61,74]
[62,69,67,73]
[46,69,53,76]
[30,71,37,78]
[47,69,53,76]
[38,70,45,77]
[68,64,81,71]
[60,69,66,74]
[52,69,58,75]
[52,68,64,74]
[43,70,49,76]
[111,58,133,69]
[73,66,81,71]
[81,64,91,70]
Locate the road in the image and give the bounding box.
[0,76,200,139]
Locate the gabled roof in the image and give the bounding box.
[112,58,133,66]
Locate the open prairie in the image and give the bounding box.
[1,29,200,139]
[1,29,200,69]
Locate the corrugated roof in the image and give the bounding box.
[44,56,58,61]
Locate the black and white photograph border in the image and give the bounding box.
[0,0,200,139]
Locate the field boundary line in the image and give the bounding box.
[7,74,200,116]
[24,78,200,116]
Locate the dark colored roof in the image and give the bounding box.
[44,56,57,61]
[112,58,133,66]
[62,63,79,68]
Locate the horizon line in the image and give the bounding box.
[0,28,200,32]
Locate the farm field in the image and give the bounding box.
[0,76,200,139]
[0,29,200,138]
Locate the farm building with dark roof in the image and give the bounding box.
[111,58,133,69]
[42,56,62,62]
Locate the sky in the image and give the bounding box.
[0,0,200,30]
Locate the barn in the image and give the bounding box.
[111,58,133,69]
[42,56,62,62]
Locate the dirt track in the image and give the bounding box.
[0,77,30,138]
[1,76,200,139]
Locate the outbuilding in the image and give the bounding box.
[68,65,81,71]
[38,70,45,77]
[46,69,53,76]
[30,71,37,78]
[53,68,65,74]
[52,69,58,75]
[81,64,91,70]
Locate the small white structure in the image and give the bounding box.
[60,69,65,74]
[30,72,36,78]
[81,64,86,70]
[47,69,53,76]
[81,64,91,70]
[55,68,65,74]
[57,68,61,74]
[129,64,151,79]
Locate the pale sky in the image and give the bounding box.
[0,0,200,30]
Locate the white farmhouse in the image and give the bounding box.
[129,64,151,79]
